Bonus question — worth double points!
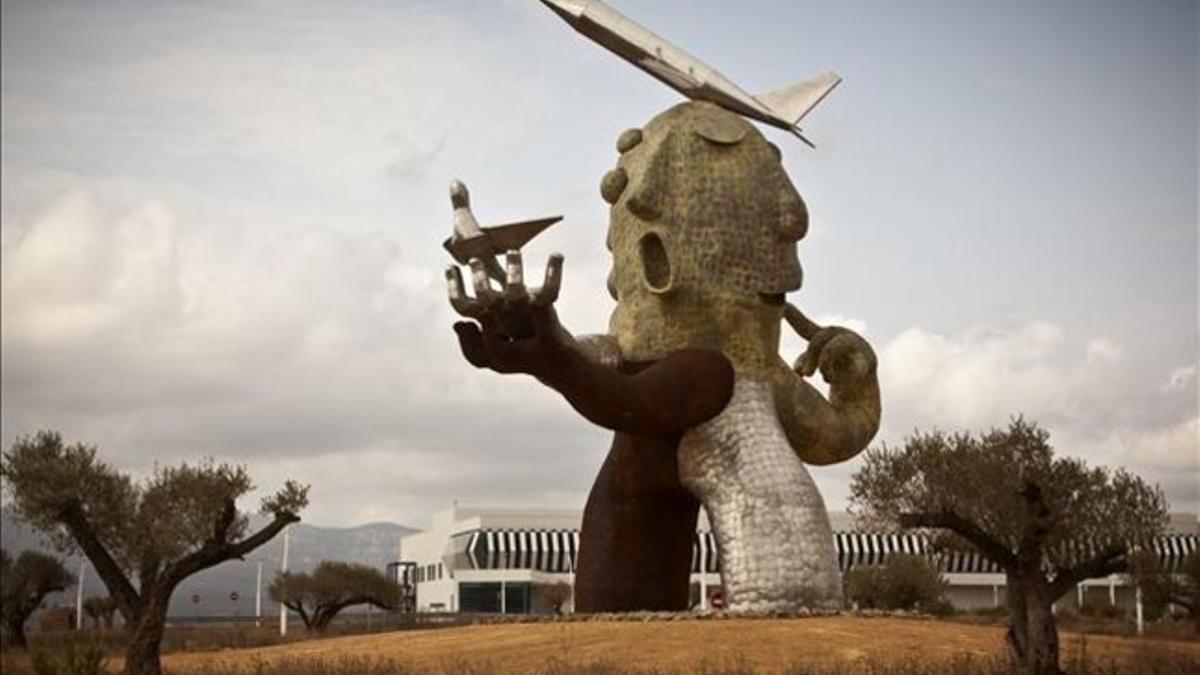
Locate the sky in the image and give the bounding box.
[2,0,1197,529]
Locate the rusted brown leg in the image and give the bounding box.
[575,431,699,612]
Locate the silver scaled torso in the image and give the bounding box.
[678,377,842,611]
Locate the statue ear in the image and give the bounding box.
[616,128,643,153]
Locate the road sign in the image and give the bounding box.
[709,589,725,610]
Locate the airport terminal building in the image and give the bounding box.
[395,504,1199,615]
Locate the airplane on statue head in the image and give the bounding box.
[539,0,841,148]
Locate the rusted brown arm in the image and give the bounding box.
[447,251,733,436]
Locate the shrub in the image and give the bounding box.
[1078,597,1124,620]
[844,554,949,614]
[29,634,108,675]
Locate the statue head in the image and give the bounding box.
[603,101,809,372]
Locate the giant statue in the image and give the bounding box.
[444,101,880,613]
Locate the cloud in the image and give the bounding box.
[2,1,1194,528]
[5,185,1194,527]
[0,187,614,524]
[873,321,1198,511]
[1166,364,1198,393]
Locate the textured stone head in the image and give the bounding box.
[603,101,808,372]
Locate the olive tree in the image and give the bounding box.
[0,547,74,647]
[0,431,308,675]
[540,581,573,615]
[269,561,399,632]
[850,418,1166,675]
[1129,550,1199,632]
[83,595,119,629]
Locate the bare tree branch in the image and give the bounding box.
[167,512,298,585]
[1050,544,1128,600]
[58,500,142,618]
[899,510,1018,569]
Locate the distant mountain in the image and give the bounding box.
[0,507,417,618]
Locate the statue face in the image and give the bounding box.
[603,102,809,365]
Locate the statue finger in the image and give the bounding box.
[531,253,564,307]
[469,258,498,309]
[452,321,491,369]
[446,266,481,318]
[783,303,822,341]
[504,249,528,302]
[797,328,850,377]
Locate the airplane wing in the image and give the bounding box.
[755,70,842,125]
[443,216,563,265]
[481,216,563,252]
[636,56,699,92]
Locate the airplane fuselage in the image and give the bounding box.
[544,1,793,133]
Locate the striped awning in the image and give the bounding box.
[459,529,1199,576]
[835,532,930,570]
[1152,534,1198,573]
[465,529,581,572]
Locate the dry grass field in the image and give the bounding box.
[5,616,1197,674]
[142,616,1198,675]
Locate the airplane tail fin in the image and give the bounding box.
[756,70,842,125]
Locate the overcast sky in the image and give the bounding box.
[2,0,1197,529]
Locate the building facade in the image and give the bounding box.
[396,504,1199,614]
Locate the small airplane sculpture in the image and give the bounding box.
[540,0,841,148]
[443,180,562,282]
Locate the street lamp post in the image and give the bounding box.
[255,560,263,627]
[75,560,86,630]
[279,526,290,636]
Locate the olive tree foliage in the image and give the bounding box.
[83,595,119,629]
[0,431,309,675]
[1129,550,1200,632]
[0,547,74,648]
[540,582,573,615]
[843,553,950,615]
[850,418,1167,675]
[269,561,400,632]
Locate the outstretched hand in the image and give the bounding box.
[446,250,571,377]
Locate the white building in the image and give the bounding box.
[397,504,1199,615]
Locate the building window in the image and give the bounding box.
[458,582,532,614]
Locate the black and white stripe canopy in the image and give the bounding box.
[464,529,581,572]
[456,529,1198,576]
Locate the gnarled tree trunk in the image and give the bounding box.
[124,596,170,675]
[1006,573,1062,675]
[3,614,29,648]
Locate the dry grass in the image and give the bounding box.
[4,616,1197,674]
[156,616,1199,675]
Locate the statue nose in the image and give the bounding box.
[624,144,669,222]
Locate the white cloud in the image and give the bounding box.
[1166,364,1198,393]
[0,187,611,525]
[873,322,1198,511]
[2,1,1195,527]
